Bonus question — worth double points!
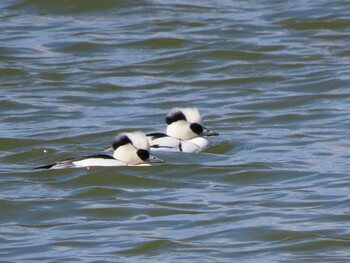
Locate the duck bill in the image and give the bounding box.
[202,127,219,136]
[148,155,164,163]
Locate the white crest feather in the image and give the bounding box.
[124,131,150,151]
[175,107,202,124]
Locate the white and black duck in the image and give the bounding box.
[147,107,219,153]
[35,131,163,169]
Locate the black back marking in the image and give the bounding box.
[147,132,168,139]
[112,135,132,150]
[166,111,186,125]
[137,149,150,161]
[151,145,173,149]
[33,163,56,170]
[83,154,115,160]
[64,154,115,162]
[190,123,203,135]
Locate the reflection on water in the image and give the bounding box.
[1,0,350,261]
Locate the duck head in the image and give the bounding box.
[165,107,219,140]
[110,131,164,165]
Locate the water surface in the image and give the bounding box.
[1,0,350,262]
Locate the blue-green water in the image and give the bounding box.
[1,0,350,262]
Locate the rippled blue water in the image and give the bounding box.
[1,0,350,262]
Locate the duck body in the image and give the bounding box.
[35,154,129,169]
[147,107,218,153]
[147,133,209,153]
[35,132,163,170]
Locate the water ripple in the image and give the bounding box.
[1,0,350,262]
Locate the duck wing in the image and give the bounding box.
[34,154,118,170]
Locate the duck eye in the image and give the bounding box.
[190,123,203,135]
[137,149,150,161]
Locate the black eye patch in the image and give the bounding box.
[190,123,203,135]
[137,149,150,161]
[112,135,132,150]
[165,111,186,125]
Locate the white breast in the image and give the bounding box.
[187,137,209,150]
